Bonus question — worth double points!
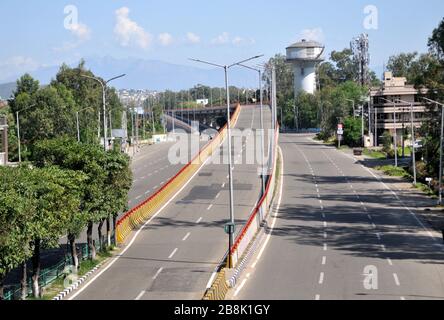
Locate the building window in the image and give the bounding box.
[307,48,315,57]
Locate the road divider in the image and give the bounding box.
[229,124,280,267]
[116,105,241,244]
[203,126,282,300]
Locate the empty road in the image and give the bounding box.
[234,134,444,300]
[69,105,272,300]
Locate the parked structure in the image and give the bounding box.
[370,71,428,146]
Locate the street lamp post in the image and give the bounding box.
[422,97,444,205]
[16,104,36,163]
[190,55,263,269]
[346,99,355,119]
[76,107,94,142]
[396,98,417,185]
[81,73,126,151]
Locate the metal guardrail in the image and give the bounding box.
[4,233,115,300]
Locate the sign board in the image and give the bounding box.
[338,124,343,130]
[426,177,432,183]
[112,129,127,138]
[337,129,344,135]
[224,223,236,235]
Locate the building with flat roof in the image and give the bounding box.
[369,71,428,146]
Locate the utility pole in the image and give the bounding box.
[16,104,36,163]
[81,73,126,151]
[422,97,444,205]
[397,99,417,185]
[381,98,398,167]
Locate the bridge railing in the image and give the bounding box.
[116,105,241,244]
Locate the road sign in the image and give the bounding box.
[337,129,344,135]
[338,124,343,130]
[224,223,236,235]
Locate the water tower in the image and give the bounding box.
[286,39,325,94]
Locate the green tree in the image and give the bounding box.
[429,17,444,62]
[0,166,35,300]
[33,138,107,261]
[343,117,362,147]
[26,166,82,298]
[100,150,132,249]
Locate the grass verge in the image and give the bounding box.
[363,149,387,159]
[32,248,115,300]
[375,165,412,179]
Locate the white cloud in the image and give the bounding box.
[158,33,173,46]
[67,22,91,41]
[186,32,200,44]
[114,7,152,49]
[211,32,230,45]
[298,28,325,43]
[232,36,256,46]
[232,36,243,45]
[0,56,40,82]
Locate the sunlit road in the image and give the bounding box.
[234,134,444,300]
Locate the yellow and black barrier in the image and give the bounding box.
[203,269,229,300]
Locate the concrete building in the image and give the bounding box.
[286,39,325,94]
[370,71,428,146]
[0,116,8,166]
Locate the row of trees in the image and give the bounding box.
[1,60,124,162]
[0,138,132,299]
[156,85,259,111]
[0,61,133,300]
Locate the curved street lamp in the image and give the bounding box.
[81,73,126,151]
[189,55,264,268]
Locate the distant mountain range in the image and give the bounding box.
[0,82,16,100]
[0,56,258,92]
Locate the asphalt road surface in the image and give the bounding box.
[233,133,444,300]
[69,105,272,300]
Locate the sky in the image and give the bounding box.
[0,0,443,85]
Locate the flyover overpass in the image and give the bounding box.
[69,105,272,300]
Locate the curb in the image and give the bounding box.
[52,261,106,301]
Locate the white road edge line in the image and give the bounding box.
[182,232,191,241]
[251,147,284,270]
[135,291,145,300]
[233,279,247,297]
[168,248,178,259]
[319,272,325,284]
[393,273,401,286]
[152,267,163,280]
